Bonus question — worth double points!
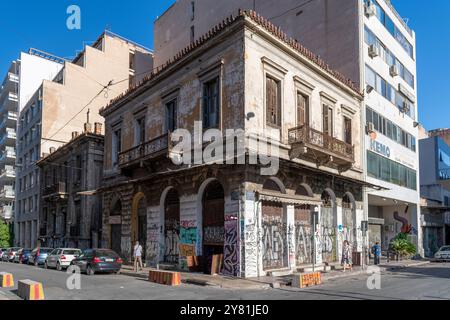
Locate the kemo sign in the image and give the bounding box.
[370,139,391,158]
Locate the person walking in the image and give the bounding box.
[341,240,353,272]
[371,242,381,265]
[133,241,143,272]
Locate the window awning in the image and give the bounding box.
[256,190,322,206]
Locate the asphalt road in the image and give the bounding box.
[0,261,449,300]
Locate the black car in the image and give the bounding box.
[71,249,123,275]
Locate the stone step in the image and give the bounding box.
[267,269,293,277]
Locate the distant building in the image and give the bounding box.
[15,31,153,248]
[0,49,63,222]
[36,122,104,250]
[419,130,450,257]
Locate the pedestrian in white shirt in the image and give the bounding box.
[133,241,143,272]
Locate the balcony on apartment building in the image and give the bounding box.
[118,133,169,171]
[288,124,355,172]
[0,92,19,114]
[0,205,13,220]
[0,165,15,181]
[0,147,16,164]
[43,181,68,200]
[0,128,17,146]
[0,186,15,201]
[0,112,18,130]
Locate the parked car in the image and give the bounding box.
[29,247,54,266]
[0,248,8,260]
[434,246,450,262]
[18,248,32,264]
[5,247,22,262]
[1,248,10,261]
[71,249,122,275]
[45,248,82,271]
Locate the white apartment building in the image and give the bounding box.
[15,31,153,248]
[0,50,63,222]
[153,0,422,255]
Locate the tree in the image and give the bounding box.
[0,220,11,247]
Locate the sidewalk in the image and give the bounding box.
[120,258,431,290]
[120,265,271,290]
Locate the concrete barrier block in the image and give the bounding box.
[18,280,45,300]
[0,272,14,288]
[148,270,181,286]
[292,272,322,288]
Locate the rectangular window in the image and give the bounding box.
[343,117,352,145]
[190,1,195,20]
[190,26,195,43]
[266,76,281,127]
[165,100,177,133]
[297,92,309,126]
[322,105,333,137]
[203,77,220,129]
[367,151,417,190]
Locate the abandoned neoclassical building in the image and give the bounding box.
[99,11,371,278]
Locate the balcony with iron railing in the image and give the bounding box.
[43,181,68,199]
[0,129,17,146]
[118,133,169,170]
[288,124,355,172]
[0,112,18,130]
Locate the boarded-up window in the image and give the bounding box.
[344,116,352,144]
[323,105,333,137]
[297,92,309,126]
[266,76,281,127]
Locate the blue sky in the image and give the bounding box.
[0,1,448,131]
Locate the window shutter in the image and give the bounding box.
[266,77,279,126]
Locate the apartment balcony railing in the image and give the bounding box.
[288,124,355,172]
[0,188,15,200]
[8,72,19,83]
[0,150,16,163]
[118,133,169,170]
[43,182,68,199]
[0,112,18,130]
[0,168,15,179]
[0,205,13,220]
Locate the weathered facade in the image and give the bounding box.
[100,12,367,278]
[36,123,104,250]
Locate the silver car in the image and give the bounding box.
[434,246,450,262]
[45,248,82,271]
[5,247,22,262]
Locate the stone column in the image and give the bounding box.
[286,205,295,270]
[242,190,258,278]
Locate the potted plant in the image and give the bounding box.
[391,233,416,260]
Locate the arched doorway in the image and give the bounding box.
[321,190,337,263]
[164,189,180,264]
[202,180,225,274]
[294,184,314,266]
[131,193,147,261]
[110,200,122,256]
[342,193,356,246]
[261,179,287,270]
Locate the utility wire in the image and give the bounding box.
[268,0,317,20]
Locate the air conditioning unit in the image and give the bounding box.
[366,122,375,134]
[365,1,376,17]
[390,65,399,77]
[368,44,379,58]
[401,101,410,113]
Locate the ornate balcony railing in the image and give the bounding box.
[118,133,169,168]
[288,124,355,169]
[43,182,68,197]
[439,168,450,181]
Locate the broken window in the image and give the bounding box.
[266,76,281,127]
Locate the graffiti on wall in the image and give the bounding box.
[320,207,337,263]
[164,218,180,263]
[179,244,196,257]
[223,218,239,276]
[262,218,287,270]
[295,223,312,265]
[180,227,197,244]
[244,222,258,275]
[203,226,225,244]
